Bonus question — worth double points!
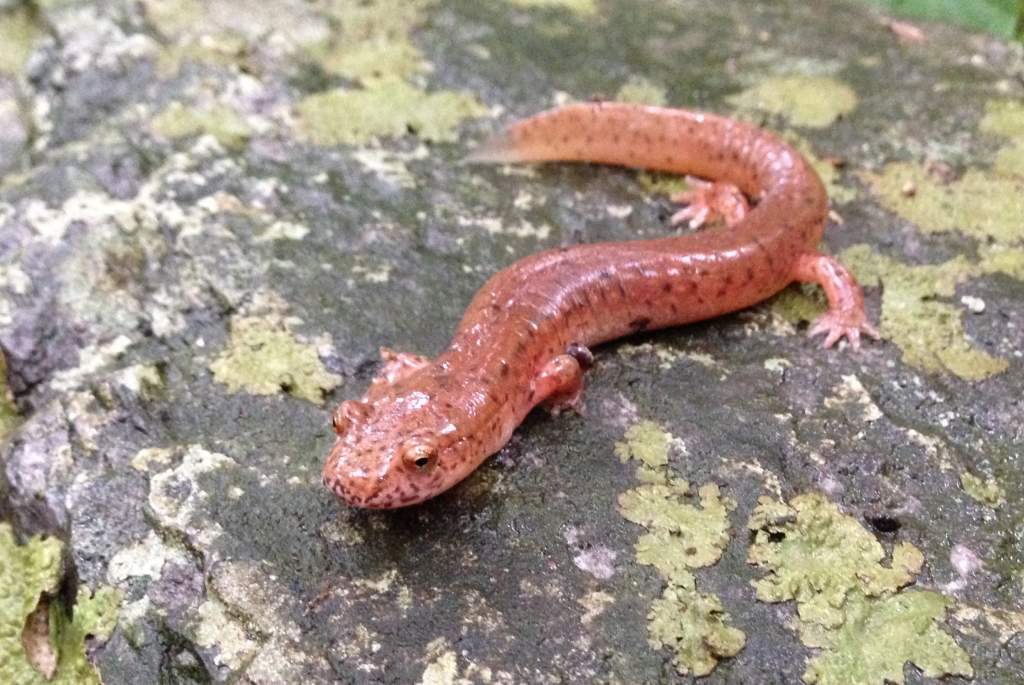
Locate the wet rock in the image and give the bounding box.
[0,0,1022,683]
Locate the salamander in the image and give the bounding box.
[322,102,878,509]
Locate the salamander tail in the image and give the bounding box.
[463,130,524,165]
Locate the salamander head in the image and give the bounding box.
[321,385,472,509]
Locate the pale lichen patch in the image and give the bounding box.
[728,76,857,128]
[51,335,133,393]
[980,98,1024,177]
[617,341,684,369]
[419,639,459,685]
[824,374,883,423]
[861,162,1024,246]
[295,78,485,146]
[253,221,310,243]
[613,419,672,469]
[748,494,971,685]
[615,75,667,106]
[192,597,259,670]
[131,446,175,472]
[507,0,598,16]
[151,101,253,151]
[352,146,428,189]
[578,591,614,626]
[148,445,235,549]
[801,591,972,685]
[837,244,1016,380]
[748,494,923,627]
[314,0,432,83]
[0,350,20,441]
[210,313,341,405]
[647,581,747,678]
[959,471,1005,508]
[0,4,44,77]
[616,420,744,675]
[107,533,176,584]
[456,214,552,240]
[953,603,1024,646]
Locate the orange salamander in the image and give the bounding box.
[322,102,878,509]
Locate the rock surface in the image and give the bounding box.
[0,0,1022,683]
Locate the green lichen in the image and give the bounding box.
[860,162,1024,246]
[801,590,972,685]
[0,524,121,685]
[647,581,747,677]
[979,244,1024,280]
[316,0,431,82]
[0,349,21,441]
[786,134,856,204]
[209,316,342,405]
[0,4,44,78]
[960,471,1006,508]
[619,482,735,572]
[840,244,1011,380]
[637,172,688,197]
[980,99,1024,178]
[323,39,425,82]
[151,101,252,151]
[993,142,1024,177]
[507,0,598,16]
[155,32,248,78]
[0,523,63,683]
[748,495,971,684]
[190,598,257,670]
[613,419,671,469]
[979,98,1024,139]
[615,75,667,106]
[47,587,122,685]
[616,420,744,675]
[747,494,923,628]
[768,283,827,327]
[144,0,344,76]
[727,76,857,129]
[141,0,206,39]
[295,78,485,146]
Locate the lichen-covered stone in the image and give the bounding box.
[0,0,1022,682]
[617,420,743,675]
[727,76,858,128]
[748,494,924,627]
[0,524,120,685]
[294,78,486,146]
[802,590,972,685]
[209,315,342,405]
[960,471,1006,509]
[647,582,747,677]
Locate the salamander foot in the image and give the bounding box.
[669,177,750,229]
[809,310,880,350]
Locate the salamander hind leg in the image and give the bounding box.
[793,253,880,350]
[534,353,586,416]
[669,177,750,229]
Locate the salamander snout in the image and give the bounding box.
[322,436,389,507]
[322,388,463,508]
[322,467,383,507]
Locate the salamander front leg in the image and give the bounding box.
[366,347,432,400]
[669,177,750,229]
[534,352,586,416]
[793,253,880,349]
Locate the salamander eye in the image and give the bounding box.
[399,441,438,471]
[331,400,371,436]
